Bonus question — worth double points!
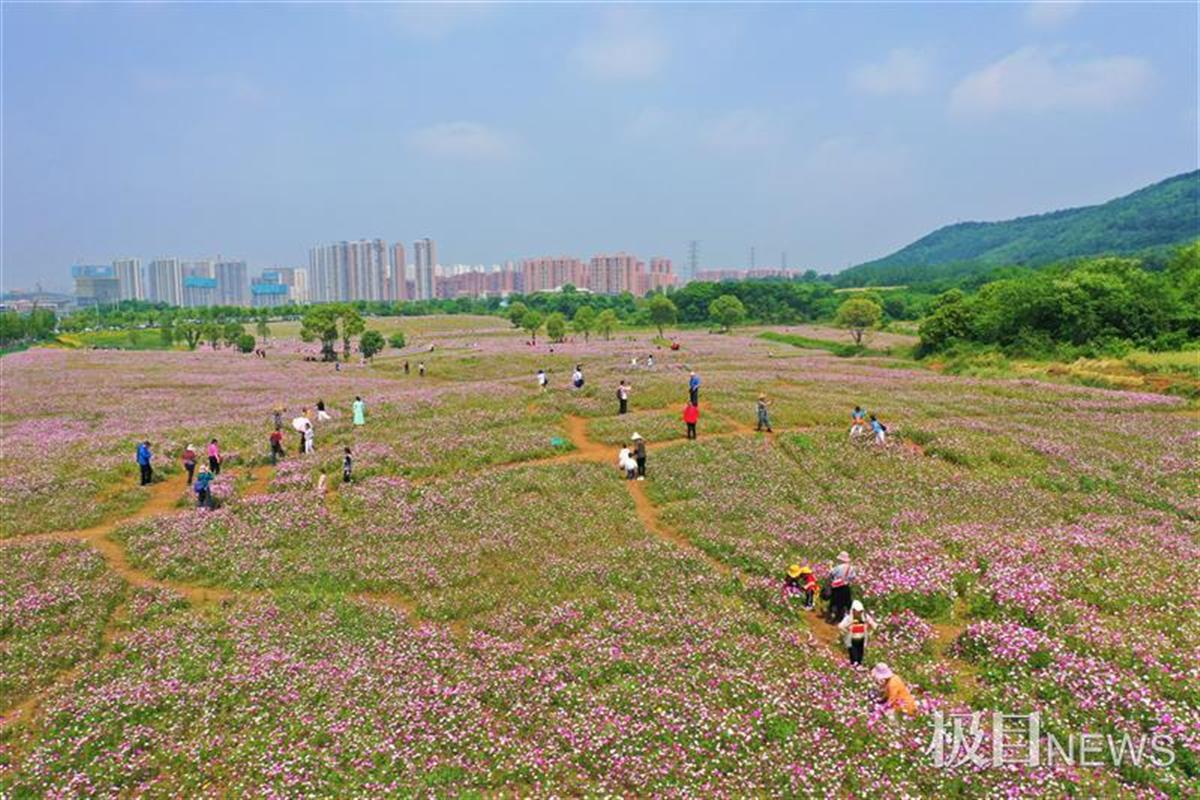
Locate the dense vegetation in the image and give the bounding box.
[838,171,1200,287]
[918,242,1200,357]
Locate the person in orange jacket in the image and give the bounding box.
[872,663,917,719]
[683,401,699,440]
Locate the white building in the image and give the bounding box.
[113,258,144,301]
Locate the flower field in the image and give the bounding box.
[1,318,1196,797]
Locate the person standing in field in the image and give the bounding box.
[849,406,867,439]
[418,362,426,377]
[269,429,285,465]
[136,441,153,486]
[316,399,331,422]
[194,466,214,509]
[838,600,877,667]
[404,360,410,375]
[870,414,887,446]
[827,551,855,623]
[207,439,222,475]
[304,423,315,454]
[632,432,646,480]
[181,444,197,485]
[342,447,353,483]
[756,393,773,432]
[683,401,699,440]
[537,369,548,391]
[688,371,701,405]
[617,380,630,414]
[352,396,366,426]
[647,354,654,369]
[572,365,585,389]
[617,443,637,480]
[272,406,284,431]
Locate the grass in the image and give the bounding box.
[758,331,889,357]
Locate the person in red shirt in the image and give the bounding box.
[269,429,285,464]
[683,401,700,439]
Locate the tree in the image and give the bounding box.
[222,321,245,348]
[521,310,544,343]
[159,319,175,347]
[299,305,341,361]
[595,308,619,341]
[572,305,596,341]
[388,331,407,349]
[255,313,270,343]
[647,294,678,338]
[834,297,883,345]
[202,322,223,350]
[340,306,365,361]
[236,333,256,353]
[545,312,567,343]
[359,329,385,360]
[507,302,529,328]
[708,294,746,333]
[177,321,202,350]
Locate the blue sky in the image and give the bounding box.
[3,1,1197,290]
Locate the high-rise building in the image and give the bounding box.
[522,257,587,293]
[390,243,407,301]
[182,275,218,307]
[71,265,118,306]
[146,259,184,306]
[646,257,677,294]
[307,241,391,302]
[113,258,144,301]
[214,261,250,306]
[587,253,643,296]
[413,238,437,301]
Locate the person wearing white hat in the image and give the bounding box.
[181,444,197,485]
[631,433,646,480]
[871,662,917,719]
[837,599,877,666]
[827,551,856,623]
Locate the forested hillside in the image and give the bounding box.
[837,171,1200,287]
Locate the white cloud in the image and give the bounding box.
[949,46,1152,116]
[409,122,513,160]
[700,110,779,153]
[849,48,933,95]
[571,26,667,80]
[1025,1,1083,29]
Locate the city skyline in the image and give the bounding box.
[67,238,693,307]
[4,2,1197,291]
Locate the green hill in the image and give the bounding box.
[836,170,1200,287]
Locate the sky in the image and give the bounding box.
[3,1,1197,291]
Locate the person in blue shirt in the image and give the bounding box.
[193,466,214,509]
[870,414,887,445]
[688,371,700,405]
[136,441,153,485]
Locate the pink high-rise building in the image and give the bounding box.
[587,253,643,296]
[645,257,677,294]
[522,257,587,293]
